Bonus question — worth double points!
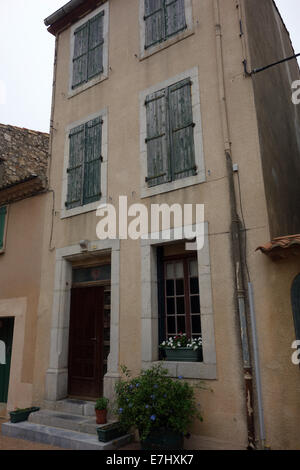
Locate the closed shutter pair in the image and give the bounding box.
[145,78,196,187]
[0,206,7,250]
[144,0,187,49]
[72,11,105,89]
[66,117,102,209]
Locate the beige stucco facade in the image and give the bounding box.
[0,194,48,416]
[22,0,300,450]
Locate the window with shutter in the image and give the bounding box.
[66,118,102,210]
[72,11,104,89]
[169,79,196,180]
[145,78,196,187]
[83,117,102,205]
[145,89,170,187]
[144,0,186,49]
[0,206,7,251]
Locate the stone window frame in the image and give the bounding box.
[45,239,120,403]
[139,0,194,61]
[68,2,110,99]
[139,67,206,199]
[60,108,108,219]
[0,205,9,255]
[141,222,217,379]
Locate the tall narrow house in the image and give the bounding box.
[4,0,300,450]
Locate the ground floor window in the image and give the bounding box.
[157,243,202,358]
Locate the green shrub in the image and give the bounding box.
[95,397,109,410]
[114,364,202,441]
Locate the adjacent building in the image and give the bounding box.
[0,124,49,416]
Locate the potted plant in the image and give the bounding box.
[159,333,203,362]
[114,364,202,450]
[95,397,109,424]
[9,407,40,423]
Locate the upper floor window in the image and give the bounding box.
[0,206,7,253]
[66,117,103,210]
[69,3,109,97]
[145,77,196,188]
[139,68,205,198]
[144,0,187,49]
[72,12,104,89]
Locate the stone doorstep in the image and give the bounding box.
[43,399,96,417]
[29,409,116,435]
[1,421,133,451]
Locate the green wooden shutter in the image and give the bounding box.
[144,0,164,49]
[72,23,89,88]
[88,12,104,80]
[165,0,187,38]
[83,117,102,205]
[66,125,85,209]
[169,78,196,181]
[0,206,7,250]
[145,88,170,187]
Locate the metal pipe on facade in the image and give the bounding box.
[213,0,256,449]
[248,282,266,446]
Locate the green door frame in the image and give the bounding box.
[0,317,14,403]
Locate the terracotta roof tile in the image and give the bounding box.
[256,234,300,258]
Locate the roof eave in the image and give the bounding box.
[44,0,105,36]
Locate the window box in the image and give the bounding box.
[97,422,126,442]
[164,347,203,362]
[9,407,40,423]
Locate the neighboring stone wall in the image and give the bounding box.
[0,124,49,189]
[244,0,300,238]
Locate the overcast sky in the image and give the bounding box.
[0,0,299,133]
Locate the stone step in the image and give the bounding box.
[28,409,114,435]
[2,421,132,451]
[43,399,96,417]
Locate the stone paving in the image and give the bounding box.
[0,419,65,450]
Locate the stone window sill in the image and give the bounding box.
[150,361,217,380]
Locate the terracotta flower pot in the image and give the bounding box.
[95,408,107,424]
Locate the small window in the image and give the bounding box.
[144,0,187,50]
[72,11,105,89]
[145,78,196,187]
[65,117,102,210]
[0,206,7,252]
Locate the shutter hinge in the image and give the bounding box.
[192,122,196,128]
[66,168,70,173]
[65,202,69,208]
[100,155,103,162]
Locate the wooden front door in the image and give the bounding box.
[68,286,104,398]
[0,317,14,403]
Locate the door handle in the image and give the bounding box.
[90,338,97,342]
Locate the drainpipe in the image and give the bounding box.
[48,35,58,251]
[213,0,256,449]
